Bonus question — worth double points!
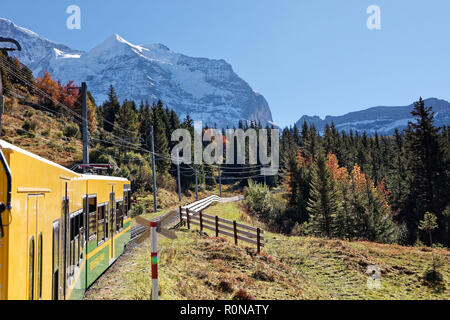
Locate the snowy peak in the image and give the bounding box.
[295,98,450,135]
[2,18,272,127]
[0,18,81,67]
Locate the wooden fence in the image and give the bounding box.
[179,206,264,253]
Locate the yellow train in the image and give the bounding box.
[0,140,132,300]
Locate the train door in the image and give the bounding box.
[26,194,44,300]
[109,189,115,261]
[60,182,69,300]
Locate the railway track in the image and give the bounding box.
[130,224,147,241]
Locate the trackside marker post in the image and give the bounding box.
[135,211,178,300]
[150,221,158,300]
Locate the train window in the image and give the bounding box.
[52,221,60,300]
[28,236,35,300]
[69,210,82,277]
[124,188,131,218]
[88,197,97,239]
[97,205,106,245]
[37,232,43,300]
[116,201,124,232]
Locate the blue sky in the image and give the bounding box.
[2,0,450,127]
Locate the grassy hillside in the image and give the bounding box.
[85,201,449,300]
[1,95,83,166]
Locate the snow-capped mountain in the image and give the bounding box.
[295,98,450,136]
[0,18,272,128]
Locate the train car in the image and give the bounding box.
[0,140,132,300]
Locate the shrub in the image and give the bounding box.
[244,180,270,216]
[130,202,145,218]
[21,119,38,132]
[232,289,254,300]
[422,255,446,292]
[4,96,18,112]
[24,109,34,117]
[64,145,77,153]
[64,124,80,138]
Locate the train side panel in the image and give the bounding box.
[0,149,10,300]
[0,140,131,300]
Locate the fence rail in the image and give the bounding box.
[179,206,264,253]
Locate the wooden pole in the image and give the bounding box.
[176,148,181,202]
[215,216,219,237]
[233,221,238,245]
[218,164,222,197]
[179,206,183,226]
[257,228,261,253]
[195,165,199,201]
[150,125,157,213]
[199,210,203,231]
[186,208,190,229]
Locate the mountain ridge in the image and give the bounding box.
[295,97,450,135]
[0,18,273,128]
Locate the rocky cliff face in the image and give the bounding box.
[1,18,273,128]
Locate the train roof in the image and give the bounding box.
[80,174,129,182]
[0,140,130,183]
[0,139,75,175]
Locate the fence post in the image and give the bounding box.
[257,228,261,254]
[186,208,190,229]
[215,216,219,237]
[199,210,203,231]
[233,221,238,245]
[179,206,183,226]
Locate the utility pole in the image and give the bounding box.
[81,82,88,166]
[0,37,22,137]
[150,125,157,213]
[194,165,199,201]
[263,165,267,186]
[0,69,3,137]
[69,82,88,170]
[176,148,181,202]
[218,164,222,197]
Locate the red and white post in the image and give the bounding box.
[150,221,158,300]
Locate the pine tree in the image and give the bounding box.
[403,97,448,244]
[152,100,170,173]
[101,85,121,132]
[139,101,152,151]
[113,100,138,160]
[307,154,340,237]
[419,212,438,246]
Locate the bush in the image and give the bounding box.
[244,180,286,230]
[4,96,18,112]
[130,202,145,218]
[64,124,80,138]
[22,120,38,132]
[244,180,270,216]
[24,109,34,117]
[232,289,254,300]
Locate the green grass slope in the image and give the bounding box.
[85,201,449,300]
